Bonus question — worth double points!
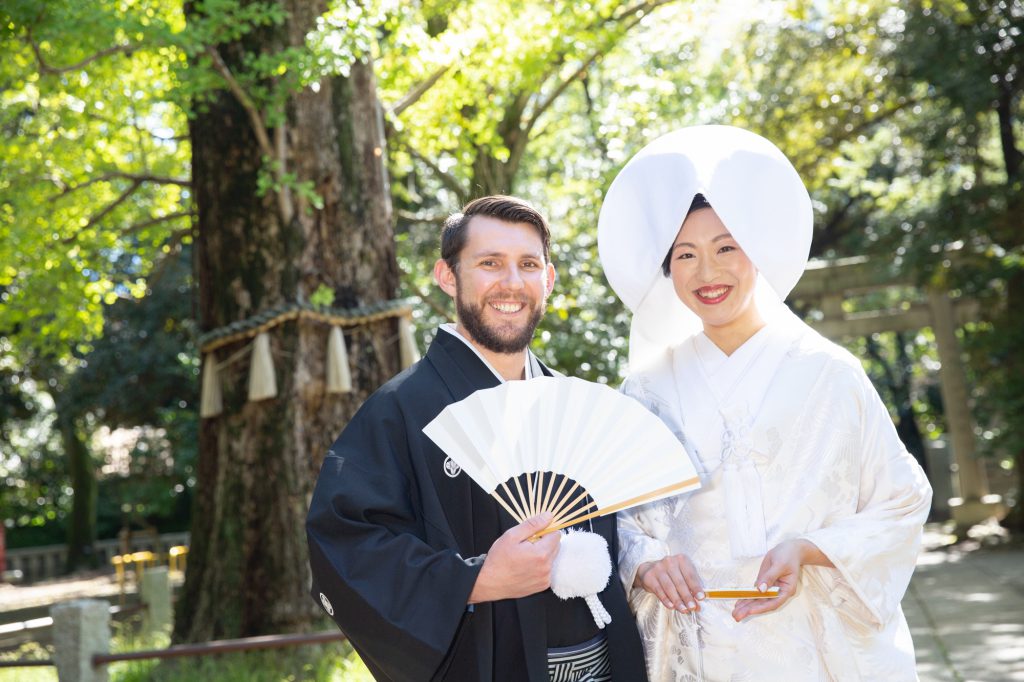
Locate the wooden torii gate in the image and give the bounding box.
[790,256,1004,529]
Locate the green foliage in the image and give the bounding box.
[106,646,372,682]
[256,159,324,211]
[3,0,1022,550]
[0,641,56,682]
[0,0,190,359]
[387,0,698,382]
[309,283,336,308]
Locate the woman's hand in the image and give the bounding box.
[732,538,833,621]
[635,554,705,612]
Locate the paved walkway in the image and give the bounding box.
[906,529,1024,682]
[0,569,126,615]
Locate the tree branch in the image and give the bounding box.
[61,180,143,243]
[26,28,138,75]
[88,180,142,226]
[523,0,674,134]
[388,121,469,203]
[388,65,451,118]
[809,193,861,258]
[523,49,603,136]
[206,45,292,224]
[61,207,194,246]
[121,211,195,237]
[796,97,920,179]
[205,46,275,161]
[401,271,452,319]
[143,230,192,292]
[274,120,294,222]
[51,172,191,200]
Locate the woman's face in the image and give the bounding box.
[667,207,762,342]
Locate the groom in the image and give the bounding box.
[306,195,646,681]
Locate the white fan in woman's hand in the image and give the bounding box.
[423,376,701,535]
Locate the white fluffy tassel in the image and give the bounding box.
[549,530,613,628]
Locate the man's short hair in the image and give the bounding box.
[441,195,552,271]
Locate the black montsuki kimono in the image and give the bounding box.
[306,330,647,682]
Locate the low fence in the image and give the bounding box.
[0,569,347,681]
[5,532,190,583]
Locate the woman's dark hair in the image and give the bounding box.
[441,195,551,271]
[661,193,712,277]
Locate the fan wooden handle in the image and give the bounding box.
[529,476,701,539]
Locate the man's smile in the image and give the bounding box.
[489,300,526,314]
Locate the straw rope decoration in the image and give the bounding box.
[423,376,702,537]
[199,298,420,418]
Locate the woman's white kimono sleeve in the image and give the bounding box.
[616,370,678,590]
[800,362,933,630]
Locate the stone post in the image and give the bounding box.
[927,290,1002,527]
[140,566,172,637]
[51,599,109,682]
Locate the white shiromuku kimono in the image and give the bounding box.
[618,317,932,682]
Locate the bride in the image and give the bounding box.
[597,125,932,681]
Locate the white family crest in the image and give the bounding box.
[319,592,334,616]
[443,456,462,478]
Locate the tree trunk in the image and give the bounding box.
[469,94,529,196]
[992,93,1022,532]
[995,83,1021,182]
[471,149,516,197]
[59,411,97,573]
[998,267,1024,533]
[865,333,934,516]
[175,0,399,642]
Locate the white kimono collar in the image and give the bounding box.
[675,321,801,559]
[438,323,536,382]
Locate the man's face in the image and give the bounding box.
[436,215,555,355]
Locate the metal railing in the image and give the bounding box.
[5,532,190,583]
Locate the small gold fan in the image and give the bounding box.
[423,376,701,535]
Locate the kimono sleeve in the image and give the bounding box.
[616,374,673,590]
[800,364,932,629]
[306,396,483,681]
[617,505,673,591]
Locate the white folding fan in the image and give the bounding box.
[423,376,701,535]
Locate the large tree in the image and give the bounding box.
[173,0,400,640]
[2,0,402,633]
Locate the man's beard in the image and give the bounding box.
[455,293,544,354]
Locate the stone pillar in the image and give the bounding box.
[140,566,172,637]
[822,292,845,322]
[927,290,1001,527]
[51,599,110,682]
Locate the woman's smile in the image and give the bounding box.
[693,285,732,304]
